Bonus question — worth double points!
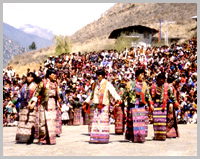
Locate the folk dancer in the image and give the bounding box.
[121,69,154,143]
[83,69,122,144]
[151,73,181,141]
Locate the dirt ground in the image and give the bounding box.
[3,124,197,156]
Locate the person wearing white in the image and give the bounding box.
[83,69,122,144]
[61,103,70,125]
[85,78,121,106]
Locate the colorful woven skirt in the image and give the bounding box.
[56,109,62,135]
[166,103,179,138]
[145,109,148,137]
[34,108,39,139]
[73,108,81,126]
[38,97,57,145]
[82,110,89,125]
[125,106,146,143]
[90,105,110,144]
[114,106,124,135]
[88,105,95,134]
[16,107,36,143]
[153,103,167,140]
[39,108,56,144]
[68,109,74,125]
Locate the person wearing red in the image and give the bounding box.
[151,73,181,141]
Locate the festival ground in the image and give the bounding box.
[3,124,197,156]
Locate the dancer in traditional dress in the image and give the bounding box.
[121,69,153,143]
[83,69,122,144]
[166,76,180,138]
[151,73,181,141]
[113,83,126,135]
[29,68,61,145]
[16,72,38,144]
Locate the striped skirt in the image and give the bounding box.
[145,109,149,137]
[68,109,74,125]
[38,97,57,145]
[90,105,110,144]
[166,103,179,138]
[82,110,90,125]
[125,106,146,143]
[39,108,56,144]
[73,108,81,126]
[34,109,39,139]
[153,103,167,140]
[114,106,124,135]
[16,107,36,143]
[56,109,62,135]
[88,105,95,134]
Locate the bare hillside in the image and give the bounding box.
[8,3,197,75]
[70,3,197,52]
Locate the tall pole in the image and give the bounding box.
[159,19,162,45]
[165,20,169,46]
[166,21,168,46]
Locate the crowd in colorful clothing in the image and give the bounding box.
[3,37,197,144]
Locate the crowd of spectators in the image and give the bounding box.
[3,37,197,126]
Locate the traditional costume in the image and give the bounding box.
[113,86,126,135]
[16,81,37,143]
[122,80,153,143]
[31,78,61,145]
[166,83,180,138]
[85,78,121,143]
[151,83,179,140]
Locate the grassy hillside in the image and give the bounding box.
[7,45,56,76]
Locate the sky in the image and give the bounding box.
[3,3,115,36]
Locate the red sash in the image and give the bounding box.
[141,82,147,105]
[151,83,168,110]
[113,89,124,117]
[29,82,38,99]
[135,80,147,105]
[98,80,108,109]
[151,83,156,98]
[37,79,47,144]
[163,83,168,110]
[82,98,93,115]
[82,104,87,113]
[86,100,93,115]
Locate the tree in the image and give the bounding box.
[29,42,37,50]
[114,36,138,52]
[52,35,72,55]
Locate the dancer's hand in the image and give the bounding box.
[114,103,119,108]
[150,105,154,111]
[69,105,73,109]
